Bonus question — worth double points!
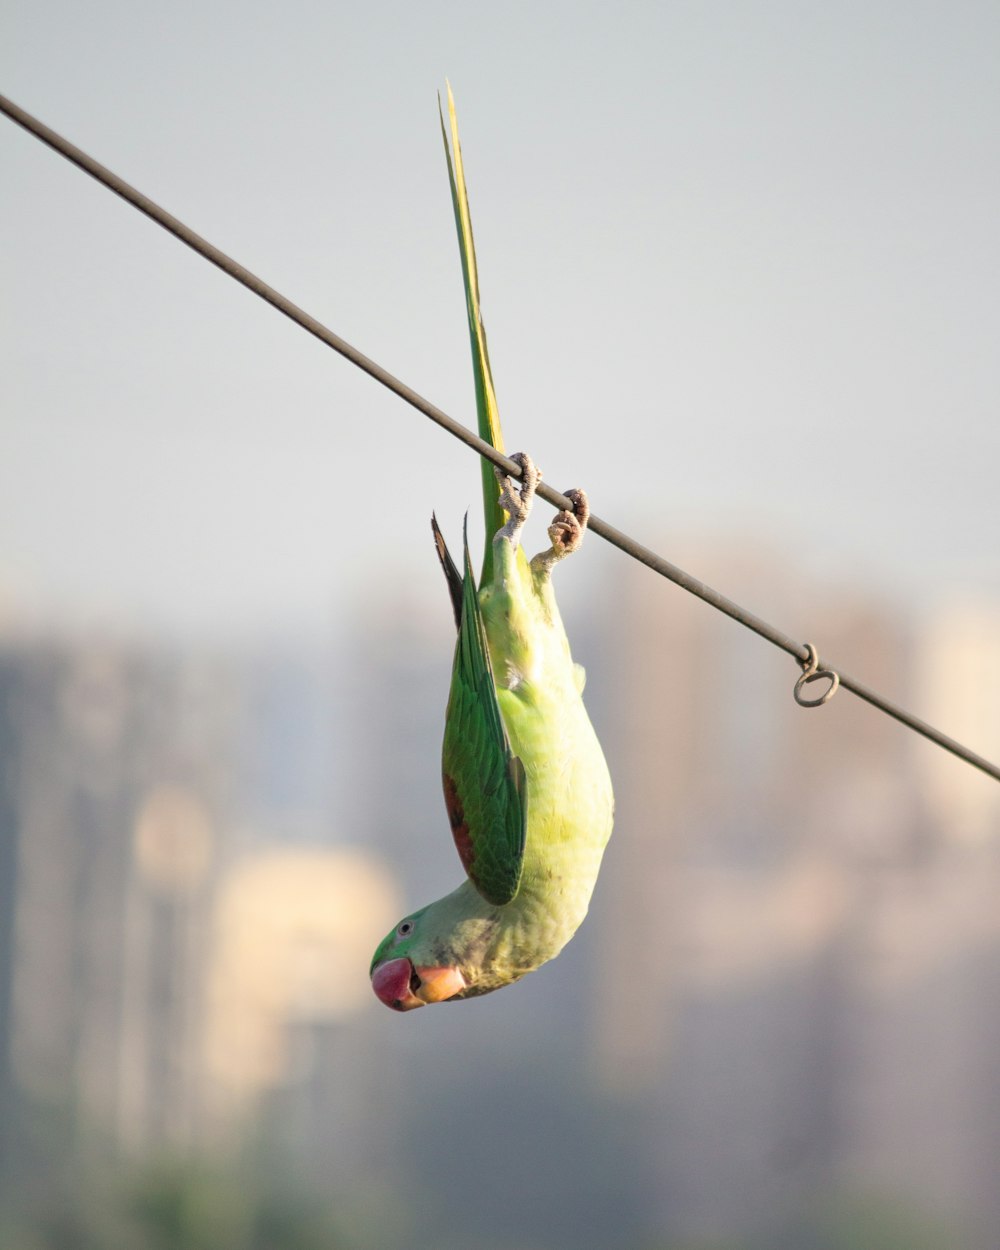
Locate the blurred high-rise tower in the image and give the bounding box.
[588,537,1000,1246]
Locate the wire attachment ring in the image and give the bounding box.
[794,643,840,708]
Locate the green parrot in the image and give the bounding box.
[369,87,614,1011]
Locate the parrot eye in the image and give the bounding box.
[396,920,414,938]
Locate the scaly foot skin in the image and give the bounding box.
[495,451,540,547]
[532,487,589,575]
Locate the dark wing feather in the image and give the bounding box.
[440,521,527,905]
[431,513,464,631]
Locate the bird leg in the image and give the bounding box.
[495,451,540,549]
[531,487,590,575]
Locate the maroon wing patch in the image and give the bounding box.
[443,771,475,874]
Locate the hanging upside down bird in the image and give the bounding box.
[369,87,615,1011]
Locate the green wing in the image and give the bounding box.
[441,522,527,905]
[439,83,506,587]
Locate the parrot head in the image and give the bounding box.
[370,907,468,1011]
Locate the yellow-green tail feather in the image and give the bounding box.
[439,83,505,587]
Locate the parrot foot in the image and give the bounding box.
[495,451,540,547]
[531,488,589,574]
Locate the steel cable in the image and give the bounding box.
[2,91,997,783]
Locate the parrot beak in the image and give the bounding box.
[371,958,422,1010]
[413,963,467,1003]
[371,958,466,1011]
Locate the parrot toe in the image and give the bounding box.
[563,487,590,529]
[495,451,539,542]
[532,485,588,570]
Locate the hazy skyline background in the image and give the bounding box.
[3,8,1000,1248]
[3,0,998,647]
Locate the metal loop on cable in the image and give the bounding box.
[794,642,840,708]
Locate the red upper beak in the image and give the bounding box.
[371,958,423,1011]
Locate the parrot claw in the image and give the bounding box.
[495,451,540,546]
[532,487,589,574]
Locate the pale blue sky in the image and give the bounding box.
[2,1,998,635]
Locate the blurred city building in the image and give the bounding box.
[0,638,398,1171]
[589,539,1000,1247]
[0,538,997,1249]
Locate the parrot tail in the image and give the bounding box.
[439,83,506,588]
